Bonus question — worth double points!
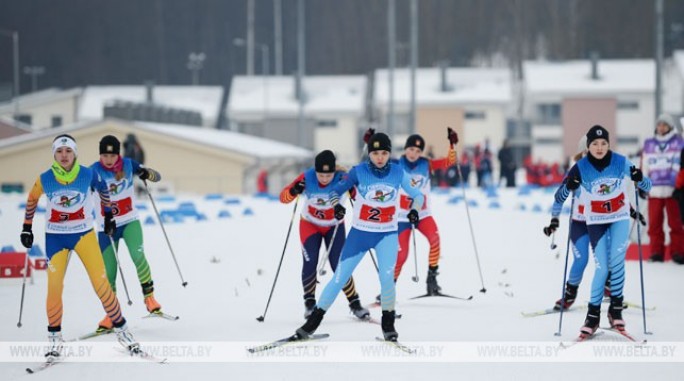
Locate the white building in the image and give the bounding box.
[524,59,655,163]
[0,88,82,130]
[79,85,225,128]
[373,67,512,158]
[228,75,367,166]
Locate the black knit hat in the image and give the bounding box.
[368,132,392,153]
[404,134,425,151]
[99,135,121,155]
[315,150,336,173]
[586,125,609,147]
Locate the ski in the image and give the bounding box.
[26,357,62,374]
[142,311,180,321]
[247,333,330,354]
[375,337,415,354]
[409,292,473,301]
[559,331,605,349]
[601,327,647,344]
[70,328,113,342]
[350,315,381,325]
[521,306,582,318]
[115,346,168,364]
[623,302,656,312]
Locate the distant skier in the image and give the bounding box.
[392,128,458,296]
[293,132,424,342]
[91,135,164,332]
[279,149,370,320]
[19,134,139,360]
[557,126,651,338]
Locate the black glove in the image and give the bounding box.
[334,204,346,221]
[139,167,161,182]
[104,211,117,236]
[20,224,33,248]
[566,175,581,191]
[673,189,683,201]
[543,218,559,237]
[630,208,646,226]
[407,209,420,225]
[447,127,459,147]
[638,189,649,199]
[630,166,643,182]
[363,128,375,144]
[289,179,306,196]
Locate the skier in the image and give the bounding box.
[293,132,424,342]
[91,135,164,332]
[279,149,370,320]
[641,114,684,262]
[557,126,651,338]
[19,134,139,359]
[392,128,458,295]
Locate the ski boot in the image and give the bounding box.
[303,298,316,319]
[144,295,162,313]
[554,282,578,311]
[608,296,625,332]
[426,266,442,295]
[349,298,370,320]
[97,315,114,333]
[649,253,664,262]
[296,307,325,339]
[381,310,398,341]
[45,331,64,360]
[579,304,601,338]
[114,323,140,352]
[673,254,684,265]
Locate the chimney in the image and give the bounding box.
[590,51,600,80]
[145,80,155,104]
[439,60,452,92]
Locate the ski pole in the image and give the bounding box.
[550,232,557,250]
[455,158,487,293]
[318,223,340,276]
[109,236,133,306]
[256,198,299,322]
[555,193,575,336]
[16,249,31,328]
[633,182,652,335]
[411,225,419,282]
[143,180,188,287]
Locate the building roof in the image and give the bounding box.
[0,119,311,161]
[373,67,511,106]
[524,59,654,95]
[0,88,82,114]
[136,121,311,160]
[228,75,366,118]
[79,86,224,124]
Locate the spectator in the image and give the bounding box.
[498,139,516,187]
[641,114,684,262]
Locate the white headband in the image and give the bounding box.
[52,136,78,156]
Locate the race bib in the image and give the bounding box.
[359,204,396,223]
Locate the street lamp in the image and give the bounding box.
[23,66,45,93]
[187,52,206,85]
[233,38,269,76]
[0,29,20,119]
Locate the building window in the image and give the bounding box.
[617,136,639,145]
[535,137,562,145]
[15,114,32,125]
[316,119,337,127]
[465,111,486,120]
[51,116,63,128]
[617,101,639,110]
[537,103,561,124]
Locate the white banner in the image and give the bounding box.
[1,341,682,363]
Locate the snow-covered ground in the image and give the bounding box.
[0,187,682,380]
